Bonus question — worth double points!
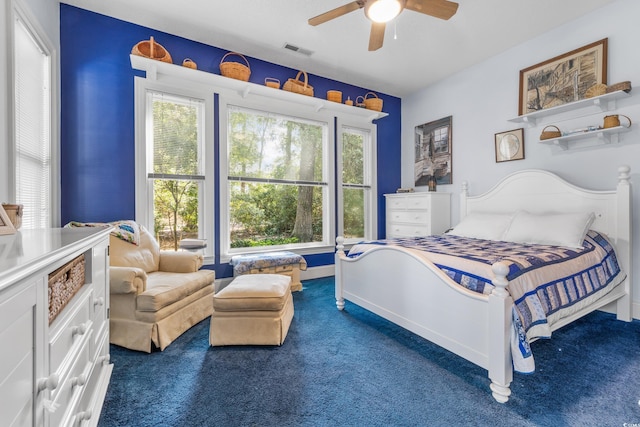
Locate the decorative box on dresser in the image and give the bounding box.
[0,227,113,427]
[384,192,451,238]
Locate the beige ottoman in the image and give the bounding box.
[209,274,294,346]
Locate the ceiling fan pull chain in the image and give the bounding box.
[394,20,398,40]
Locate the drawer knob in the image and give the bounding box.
[37,373,59,392]
[72,321,89,336]
[76,409,93,421]
[94,297,105,307]
[71,373,87,387]
[99,354,111,365]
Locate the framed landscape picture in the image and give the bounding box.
[414,116,452,187]
[495,128,524,163]
[519,38,607,115]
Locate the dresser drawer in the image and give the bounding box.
[388,210,430,224]
[49,288,93,378]
[387,224,430,238]
[50,334,93,427]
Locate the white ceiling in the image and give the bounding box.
[61,0,617,97]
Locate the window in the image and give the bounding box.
[223,104,332,254]
[11,3,54,228]
[135,81,214,256]
[338,122,376,242]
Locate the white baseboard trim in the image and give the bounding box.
[300,265,334,280]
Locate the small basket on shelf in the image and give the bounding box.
[131,36,173,64]
[540,125,562,140]
[265,78,280,89]
[219,52,251,82]
[585,83,607,98]
[327,90,342,103]
[182,58,197,69]
[363,92,383,111]
[355,96,366,108]
[282,71,314,97]
[606,81,632,94]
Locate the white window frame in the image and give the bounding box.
[219,95,336,262]
[8,0,59,227]
[134,77,214,260]
[337,118,378,244]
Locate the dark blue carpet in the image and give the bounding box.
[99,277,640,426]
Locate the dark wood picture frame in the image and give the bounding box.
[519,38,608,115]
[414,116,453,186]
[495,128,525,163]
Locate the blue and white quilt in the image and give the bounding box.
[347,230,625,373]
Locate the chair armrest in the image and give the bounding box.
[159,251,204,273]
[110,266,147,294]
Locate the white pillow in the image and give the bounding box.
[502,211,595,249]
[448,212,515,241]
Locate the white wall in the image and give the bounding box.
[0,0,59,202]
[402,0,640,316]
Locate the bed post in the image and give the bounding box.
[460,181,469,220]
[616,165,633,321]
[335,236,345,310]
[488,261,513,403]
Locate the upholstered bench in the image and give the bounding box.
[230,251,306,292]
[209,274,294,346]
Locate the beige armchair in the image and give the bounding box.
[109,225,215,352]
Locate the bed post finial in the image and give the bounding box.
[336,236,345,255]
[618,165,631,185]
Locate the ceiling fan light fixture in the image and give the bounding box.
[365,0,404,23]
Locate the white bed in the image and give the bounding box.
[334,166,632,403]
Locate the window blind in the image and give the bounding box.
[14,15,51,229]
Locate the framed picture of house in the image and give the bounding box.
[414,116,452,187]
[495,128,524,163]
[519,38,607,115]
[0,205,16,235]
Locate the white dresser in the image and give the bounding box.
[0,227,112,427]
[385,192,451,238]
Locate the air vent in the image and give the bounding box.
[283,43,314,57]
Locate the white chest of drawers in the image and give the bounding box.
[385,192,451,238]
[0,227,112,427]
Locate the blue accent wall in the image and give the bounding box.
[60,4,401,277]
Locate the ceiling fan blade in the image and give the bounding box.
[405,0,459,20]
[368,22,385,51]
[308,1,364,26]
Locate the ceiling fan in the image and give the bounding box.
[308,0,459,51]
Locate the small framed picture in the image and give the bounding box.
[495,128,525,163]
[0,205,16,235]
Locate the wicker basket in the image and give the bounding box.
[364,92,383,111]
[1,204,22,229]
[327,90,342,103]
[220,52,251,81]
[265,78,280,89]
[585,83,607,98]
[131,36,173,63]
[283,71,314,97]
[606,81,632,93]
[48,254,86,324]
[540,125,562,140]
[603,114,631,129]
[182,58,197,69]
[355,96,365,108]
